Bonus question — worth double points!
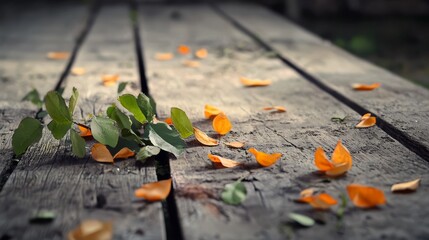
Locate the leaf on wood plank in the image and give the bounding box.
[136,146,160,162]
[46,120,71,140]
[47,51,69,60]
[225,141,245,149]
[356,113,376,128]
[118,94,147,124]
[240,77,272,87]
[91,143,134,163]
[106,105,132,130]
[391,178,421,193]
[195,48,208,59]
[102,74,119,86]
[12,117,43,156]
[248,148,282,167]
[22,89,43,108]
[70,130,86,158]
[171,107,194,138]
[78,125,92,137]
[135,178,172,201]
[208,153,240,168]
[352,83,381,91]
[112,147,135,159]
[147,122,186,157]
[221,180,247,205]
[177,44,191,55]
[204,104,223,119]
[298,193,338,210]
[347,184,386,208]
[67,219,113,240]
[194,127,219,146]
[137,93,156,122]
[71,67,86,76]
[29,210,56,223]
[314,140,352,177]
[288,213,315,227]
[44,91,73,124]
[263,106,286,112]
[154,52,174,61]
[183,60,200,68]
[90,117,120,147]
[212,113,232,135]
[117,82,128,94]
[69,87,79,115]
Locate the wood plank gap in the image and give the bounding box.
[212,3,429,163]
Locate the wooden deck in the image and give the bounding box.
[1,2,428,240]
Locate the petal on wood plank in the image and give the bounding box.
[91,143,114,163]
[208,153,241,168]
[391,179,421,193]
[240,77,272,87]
[347,184,386,208]
[194,127,219,146]
[212,113,232,135]
[134,178,172,201]
[248,148,282,167]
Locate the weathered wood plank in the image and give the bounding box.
[218,3,429,161]
[140,4,429,239]
[0,4,164,239]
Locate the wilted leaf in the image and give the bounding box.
[288,213,315,227]
[90,117,120,147]
[118,94,147,123]
[67,219,112,240]
[155,52,174,61]
[299,193,338,210]
[240,77,271,87]
[70,129,86,158]
[12,117,43,156]
[47,51,69,60]
[136,146,160,162]
[102,74,119,86]
[177,45,191,55]
[356,113,376,128]
[135,178,172,201]
[171,107,193,138]
[112,147,134,159]
[391,178,420,193]
[117,82,128,94]
[183,60,200,68]
[47,120,71,139]
[225,141,244,149]
[204,104,223,119]
[352,83,381,91]
[194,127,218,146]
[263,106,286,112]
[147,122,186,157]
[69,87,79,115]
[44,91,72,124]
[195,48,208,59]
[212,113,232,135]
[248,148,282,167]
[71,67,85,76]
[208,153,240,168]
[78,125,92,137]
[221,180,247,205]
[314,140,352,177]
[22,89,43,108]
[91,143,114,163]
[347,184,386,208]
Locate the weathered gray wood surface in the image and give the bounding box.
[0,4,164,240]
[140,4,429,239]
[218,3,429,161]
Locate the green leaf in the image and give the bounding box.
[70,129,86,158]
[29,210,56,223]
[147,122,186,157]
[90,116,120,147]
[171,107,193,138]
[36,110,48,119]
[136,146,160,162]
[107,105,132,130]
[118,94,146,123]
[121,128,143,145]
[22,89,43,108]
[221,180,247,205]
[288,213,315,227]
[137,93,155,121]
[117,82,128,94]
[44,91,72,124]
[12,117,43,156]
[47,120,71,139]
[57,87,65,96]
[149,96,157,114]
[69,87,79,115]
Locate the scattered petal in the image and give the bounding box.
[71,67,86,76]
[112,147,135,159]
[263,106,286,112]
[177,45,191,55]
[391,178,421,193]
[155,52,174,61]
[134,178,172,201]
[331,140,352,170]
[248,148,282,167]
[183,60,200,68]
[352,83,381,91]
[91,143,114,163]
[356,113,376,128]
[204,104,223,119]
[212,113,232,135]
[164,117,173,125]
[68,219,112,240]
[325,162,349,177]
[102,75,119,86]
[314,140,352,176]
[225,141,245,149]
[78,125,92,137]
[347,184,386,208]
[47,51,69,60]
[195,48,208,59]
[194,127,219,146]
[314,147,334,171]
[361,113,372,120]
[208,154,241,168]
[300,188,316,198]
[299,193,337,210]
[240,77,271,87]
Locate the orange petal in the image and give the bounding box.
[204,104,223,119]
[240,77,272,87]
[225,141,245,149]
[300,188,316,198]
[183,60,200,68]
[248,148,282,167]
[263,106,287,112]
[91,143,114,163]
[164,117,173,125]
[212,113,232,135]
[113,147,135,159]
[195,48,208,59]
[47,51,69,60]
[155,52,174,61]
[347,184,386,208]
[67,219,113,240]
[314,147,334,171]
[71,67,86,76]
[208,153,241,168]
[331,140,352,170]
[326,162,349,177]
[356,116,376,128]
[134,178,172,201]
[177,45,191,55]
[194,127,219,146]
[102,74,119,86]
[78,125,92,137]
[352,83,381,91]
[391,178,421,193]
[361,113,372,120]
[299,193,337,210]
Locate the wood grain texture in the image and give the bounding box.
[0,4,165,240]
[218,3,429,161]
[140,4,429,239]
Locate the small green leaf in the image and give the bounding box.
[57,87,65,96]
[331,115,348,123]
[171,107,193,138]
[118,94,147,123]
[44,91,72,124]
[90,116,120,147]
[149,96,157,114]
[136,146,160,162]
[147,122,186,157]
[29,210,56,223]
[22,89,43,108]
[69,87,79,115]
[36,110,48,119]
[12,117,43,156]
[121,129,143,145]
[117,82,128,94]
[288,213,315,227]
[47,120,71,139]
[107,105,132,130]
[70,129,86,158]
[221,180,247,205]
[137,93,155,121]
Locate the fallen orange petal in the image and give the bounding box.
[248,148,282,167]
[263,106,287,112]
[314,147,334,171]
[195,48,208,59]
[113,147,135,159]
[194,127,219,146]
[47,51,70,60]
[71,67,86,76]
[347,184,386,208]
[361,113,372,120]
[204,104,223,119]
[352,83,381,91]
[67,219,113,240]
[183,60,200,68]
[102,74,120,86]
[325,162,349,177]
[155,52,174,61]
[300,188,316,198]
[331,140,352,170]
[225,141,245,149]
[91,143,114,163]
[240,77,272,87]
[356,113,376,128]
[177,45,191,55]
[212,113,232,135]
[78,125,92,137]
[208,153,241,168]
[135,178,172,201]
[164,117,173,125]
[299,193,337,210]
[391,178,421,193]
